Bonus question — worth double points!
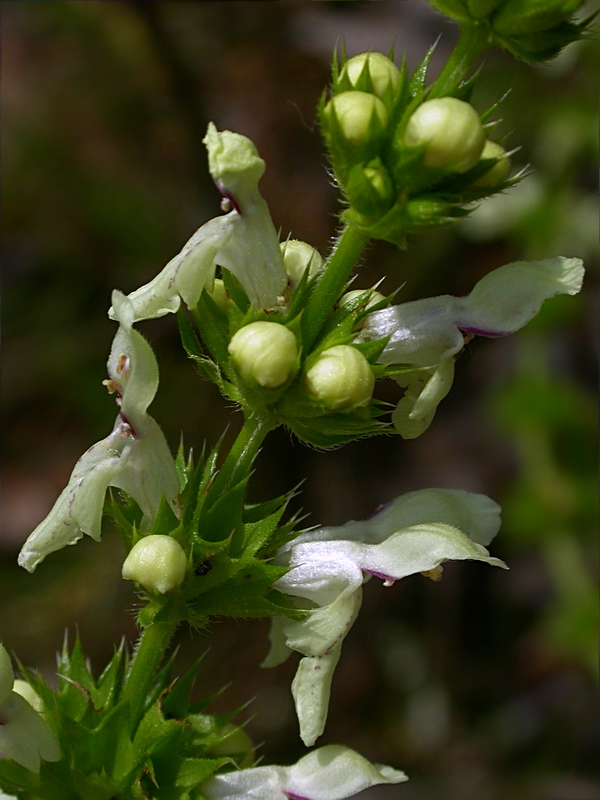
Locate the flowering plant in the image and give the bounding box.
[2,2,590,798]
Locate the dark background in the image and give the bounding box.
[2,2,598,798]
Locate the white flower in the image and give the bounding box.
[0,644,60,773]
[361,257,584,438]
[111,123,286,321]
[202,744,407,800]
[18,292,179,573]
[264,489,506,746]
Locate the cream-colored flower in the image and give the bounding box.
[265,488,506,746]
[112,124,286,321]
[202,744,406,799]
[18,292,179,572]
[361,257,584,438]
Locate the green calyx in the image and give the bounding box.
[320,43,519,247]
[0,636,252,800]
[428,1,591,62]
[108,434,303,631]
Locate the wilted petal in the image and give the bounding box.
[202,745,407,800]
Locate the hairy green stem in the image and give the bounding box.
[428,23,489,99]
[302,224,370,350]
[209,414,274,499]
[123,621,176,726]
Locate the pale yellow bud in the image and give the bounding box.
[229,321,298,389]
[339,289,386,310]
[207,278,228,311]
[122,535,187,594]
[210,723,254,768]
[404,97,485,173]
[304,345,374,410]
[281,240,324,288]
[473,140,511,187]
[325,91,389,149]
[342,52,401,100]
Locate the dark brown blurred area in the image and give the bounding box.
[2,2,598,798]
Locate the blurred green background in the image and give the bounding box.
[1,2,598,798]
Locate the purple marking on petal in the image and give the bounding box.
[285,793,311,800]
[119,412,138,439]
[363,568,397,582]
[214,180,241,215]
[459,326,507,339]
[365,501,389,521]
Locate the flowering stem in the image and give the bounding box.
[209,414,274,499]
[428,23,489,99]
[123,620,176,727]
[302,224,370,350]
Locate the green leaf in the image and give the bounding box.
[0,759,39,793]
[161,663,200,720]
[95,640,128,710]
[351,336,391,363]
[192,294,232,371]
[221,268,250,314]
[179,307,239,402]
[238,503,289,558]
[197,476,247,544]
[408,39,437,100]
[176,757,230,790]
[286,411,392,448]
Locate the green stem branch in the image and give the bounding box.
[209,414,274,499]
[302,224,370,350]
[428,23,489,99]
[123,621,176,727]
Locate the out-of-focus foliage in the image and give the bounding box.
[2,2,598,799]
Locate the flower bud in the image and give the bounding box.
[472,140,511,187]
[339,289,386,310]
[404,98,485,173]
[324,91,389,152]
[304,345,374,410]
[229,321,298,389]
[209,723,254,768]
[281,240,324,288]
[346,159,394,218]
[207,278,228,311]
[341,52,401,102]
[122,534,187,594]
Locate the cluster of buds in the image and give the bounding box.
[428,0,591,62]
[319,49,514,245]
